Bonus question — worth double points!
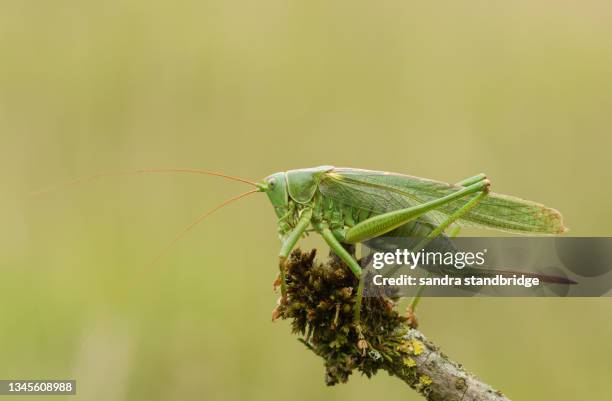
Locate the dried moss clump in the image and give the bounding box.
[275,249,427,389]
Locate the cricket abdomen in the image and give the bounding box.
[316,190,440,244]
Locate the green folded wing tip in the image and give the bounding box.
[538,205,568,234]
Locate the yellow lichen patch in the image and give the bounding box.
[403,357,416,367]
[411,339,424,356]
[419,375,433,386]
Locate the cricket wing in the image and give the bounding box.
[319,168,567,235]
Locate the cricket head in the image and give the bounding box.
[259,172,289,217]
[259,166,335,217]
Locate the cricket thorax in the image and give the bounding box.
[276,192,348,239]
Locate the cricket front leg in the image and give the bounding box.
[275,209,313,300]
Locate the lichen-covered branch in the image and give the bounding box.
[274,249,511,401]
[394,329,510,401]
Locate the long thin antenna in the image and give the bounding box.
[30,168,258,196]
[147,188,259,267]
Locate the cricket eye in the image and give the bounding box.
[268,179,275,188]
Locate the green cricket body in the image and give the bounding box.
[260,165,566,246]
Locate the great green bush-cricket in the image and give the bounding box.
[37,166,568,331]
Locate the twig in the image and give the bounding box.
[275,249,511,401]
[392,329,510,401]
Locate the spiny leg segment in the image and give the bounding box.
[277,209,313,299]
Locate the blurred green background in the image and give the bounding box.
[1,1,611,400]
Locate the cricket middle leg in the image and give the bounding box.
[405,189,489,328]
